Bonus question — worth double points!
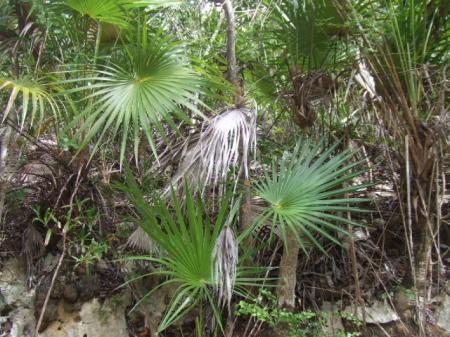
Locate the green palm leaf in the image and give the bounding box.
[254,138,369,254]
[117,173,240,333]
[64,0,131,28]
[270,0,347,70]
[0,76,61,130]
[65,37,204,165]
[64,0,182,28]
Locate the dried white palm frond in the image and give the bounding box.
[168,107,256,196]
[126,226,160,255]
[212,225,238,315]
[355,50,379,100]
[128,108,255,255]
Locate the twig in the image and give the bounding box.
[404,135,416,289]
[343,134,365,325]
[34,232,66,336]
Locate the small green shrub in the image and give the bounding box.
[235,289,323,337]
[236,289,367,337]
[72,238,108,275]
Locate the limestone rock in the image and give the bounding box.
[38,296,129,337]
[0,258,36,337]
[436,295,450,333]
[344,300,400,324]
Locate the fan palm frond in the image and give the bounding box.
[118,174,241,333]
[170,107,256,195]
[0,76,61,130]
[64,36,204,165]
[271,0,347,70]
[254,138,369,254]
[64,0,182,28]
[64,0,131,28]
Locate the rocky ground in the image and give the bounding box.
[1,254,450,337]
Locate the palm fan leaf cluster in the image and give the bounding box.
[1,76,61,130]
[118,174,240,333]
[65,37,203,165]
[63,0,178,28]
[64,0,131,28]
[271,0,346,70]
[254,138,369,253]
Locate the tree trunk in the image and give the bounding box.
[277,232,300,310]
[222,0,243,106]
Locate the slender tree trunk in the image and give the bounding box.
[222,0,243,106]
[277,232,300,310]
[223,0,236,85]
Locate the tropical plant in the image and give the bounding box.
[253,138,369,308]
[270,0,346,71]
[0,76,61,130]
[263,0,348,130]
[2,1,448,336]
[63,0,132,29]
[0,0,61,222]
[336,1,449,332]
[117,172,261,334]
[64,31,204,165]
